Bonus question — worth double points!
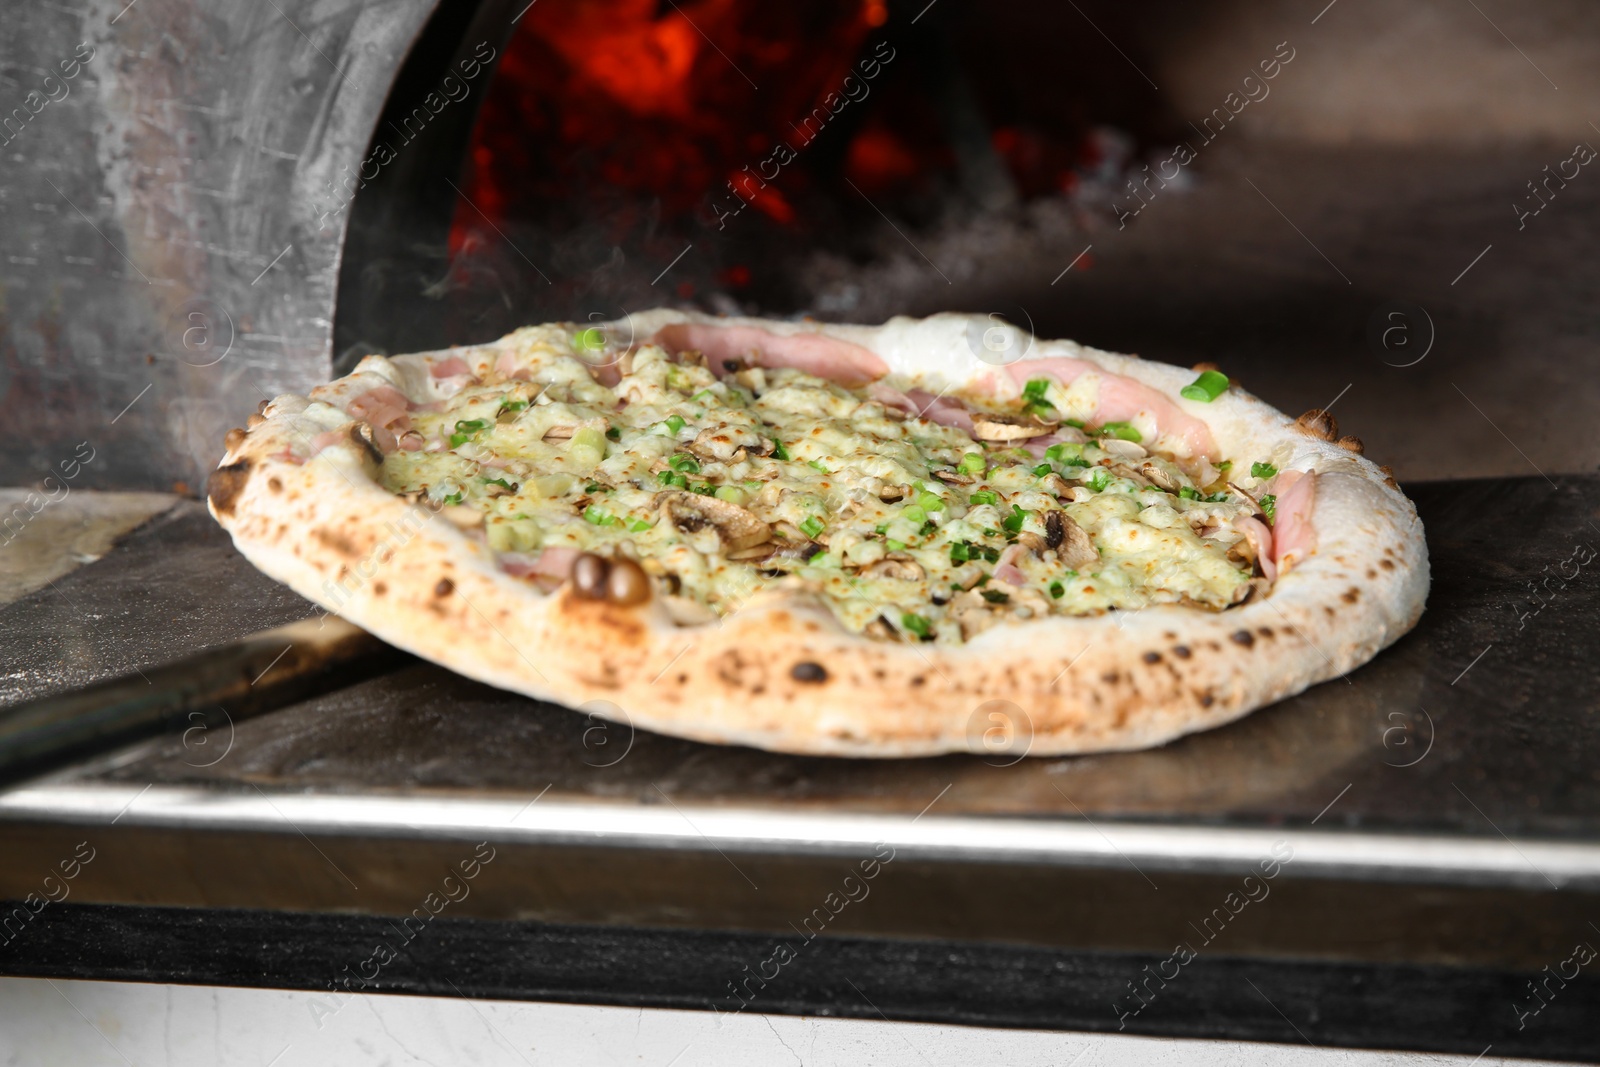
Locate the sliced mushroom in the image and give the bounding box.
[1295,408,1339,441]
[1016,531,1048,556]
[948,590,1001,641]
[1039,473,1074,499]
[877,484,910,503]
[542,425,577,441]
[1054,513,1098,570]
[1108,462,1152,487]
[971,413,1056,442]
[724,544,777,562]
[861,558,925,581]
[1139,461,1182,492]
[933,469,974,486]
[659,491,772,553]
[864,615,899,641]
[1099,437,1148,460]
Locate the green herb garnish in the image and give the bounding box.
[958,452,987,476]
[771,440,790,460]
[1049,581,1065,599]
[657,470,688,489]
[901,613,932,638]
[1180,369,1229,402]
[1002,504,1026,534]
[1260,494,1277,522]
[668,453,700,474]
[800,516,825,539]
[583,505,618,526]
[1251,461,1278,480]
[970,490,999,506]
[448,418,491,449]
[1097,421,1142,443]
[981,589,1010,604]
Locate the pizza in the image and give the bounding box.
[207,311,1428,757]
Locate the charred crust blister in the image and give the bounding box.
[1231,629,1255,647]
[791,661,828,683]
[206,460,252,517]
[435,578,455,598]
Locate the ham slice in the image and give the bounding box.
[994,544,1029,586]
[654,324,888,388]
[345,385,413,454]
[1269,470,1317,571]
[431,355,472,378]
[1001,359,1219,459]
[1234,515,1277,583]
[866,383,976,433]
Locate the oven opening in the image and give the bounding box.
[332,0,1167,370]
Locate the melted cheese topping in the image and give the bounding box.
[374,333,1268,643]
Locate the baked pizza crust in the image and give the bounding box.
[208,311,1428,757]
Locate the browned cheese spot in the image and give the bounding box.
[1231,629,1255,647]
[1200,692,1216,707]
[1366,568,1377,579]
[791,661,828,684]
[206,460,253,517]
[373,582,387,596]
[435,578,455,598]
[1342,587,1361,604]
[268,477,284,493]
[1380,559,1395,571]
[1172,644,1192,659]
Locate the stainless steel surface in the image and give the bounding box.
[0,0,441,490]
[0,617,408,786]
[0,502,318,707]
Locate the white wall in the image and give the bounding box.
[0,978,1575,1067]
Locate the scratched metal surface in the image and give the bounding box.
[0,0,437,491]
[40,475,1597,836]
[0,502,317,708]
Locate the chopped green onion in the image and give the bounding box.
[901,613,932,638]
[713,485,748,505]
[1260,494,1277,522]
[1002,504,1026,534]
[1216,460,1233,473]
[949,542,972,563]
[441,491,463,507]
[665,414,686,435]
[771,439,791,460]
[981,589,1010,604]
[970,490,998,506]
[1064,418,1086,429]
[1205,491,1231,503]
[1048,581,1065,599]
[885,539,907,551]
[448,418,491,449]
[605,426,621,441]
[497,398,528,416]
[657,470,688,488]
[1022,378,1050,400]
[484,477,516,491]
[958,452,987,476]
[800,516,825,539]
[692,483,716,496]
[1251,461,1278,480]
[808,459,830,473]
[668,453,700,473]
[1097,421,1142,442]
[901,505,927,524]
[573,327,606,352]
[920,520,937,535]
[629,519,652,532]
[981,545,1000,563]
[585,482,603,493]
[1178,485,1200,500]
[1179,369,1230,402]
[874,523,889,535]
[1032,462,1053,477]
[917,491,943,512]
[690,389,716,403]
[583,505,618,526]
[1087,468,1112,493]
